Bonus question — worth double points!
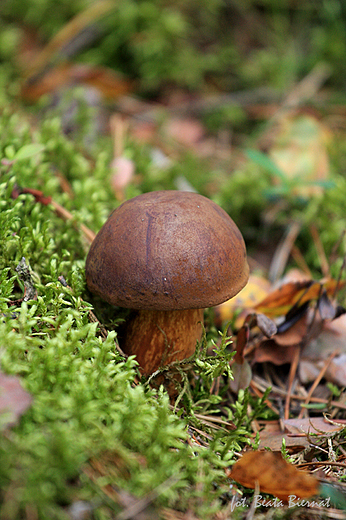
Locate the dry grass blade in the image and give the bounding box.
[252,376,346,411]
[50,199,96,244]
[269,221,302,283]
[310,223,330,278]
[284,345,300,420]
[22,0,114,83]
[297,351,338,419]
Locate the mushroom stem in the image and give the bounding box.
[121,308,204,375]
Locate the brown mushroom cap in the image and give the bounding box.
[85,190,249,311]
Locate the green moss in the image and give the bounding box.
[0,2,346,517]
[0,105,262,519]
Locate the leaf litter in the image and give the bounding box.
[5,141,346,520]
[3,10,346,516]
[5,122,346,520]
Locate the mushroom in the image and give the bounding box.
[85,190,249,375]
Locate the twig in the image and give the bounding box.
[251,377,346,411]
[194,413,236,429]
[329,230,346,266]
[333,255,346,300]
[110,113,128,158]
[269,221,302,283]
[291,244,312,277]
[273,62,332,120]
[297,351,339,419]
[11,185,96,244]
[285,345,300,420]
[297,461,346,470]
[50,199,96,244]
[310,224,330,278]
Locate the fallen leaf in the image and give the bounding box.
[303,313,346,359]
[298,313,346,385]
[230,323,252,392]
[284,417,346,435]
[256,313,277,338]
[299,354,346,387]
[234,324,249,364]
[22,63,131,101]
[228,451,319,502]
[214,275,271,327]
[229,359,252,393]
[274,313,309,346]
[253,340,298,365]
[0,372,33,430]
[269,114,331,198]
[18,0,132,102]
[258,422,309,452]
[255,279,342,318]
[318,291,337,320]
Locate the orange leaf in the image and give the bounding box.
[21,63,131,101]
[228,451,319,502]
[255,279,343,318]
[214,275,271,326]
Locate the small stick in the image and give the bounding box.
[297,461,346,470]
[269,221,301,283]
[251,377,346,411]
[285,345,300,420]
[51,199,96,244]
[297,351,338,419]
[291,244,312,277]
[11,185,96,244]
[310,224,330,278]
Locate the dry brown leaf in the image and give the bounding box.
[229,360,252,393]
[273,314,309,347]
[283,417,346,435]
[299,354,346,387]
[22,63,132,101]
[18,1,132,101]
[298,313,346,385]
[253,340,298,365]
[228,451,319,502]
[255,279,342,318]
[258,422,310,452]
[303,313,346,359]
